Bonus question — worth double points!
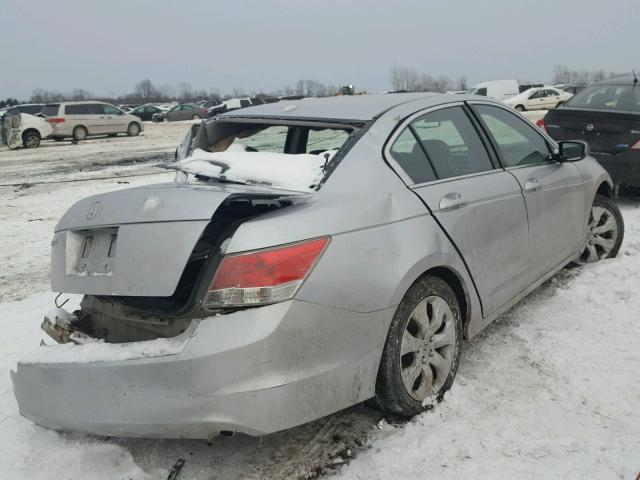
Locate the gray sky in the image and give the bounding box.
[0,0,636,99]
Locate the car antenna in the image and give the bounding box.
[633,69,638,90]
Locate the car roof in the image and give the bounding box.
[219,93,443,122]
[591,76,636,86]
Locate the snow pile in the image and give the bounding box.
[170,148,328,191]
[20,327,192,364]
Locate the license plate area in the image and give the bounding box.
[73,227,119,276]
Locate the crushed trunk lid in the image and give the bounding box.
[52,182,309,297]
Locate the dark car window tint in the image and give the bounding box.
[565,84,640,112]
[65,104,89,115]
[20,105,43,115]
[475,105,551,167]
[87,104,105,115]
[475,87,487,96]
[240,99,251,108]
[411,107,494,179]
[42,104,60,116]
[389,128,437,184]
[103,105,120,115]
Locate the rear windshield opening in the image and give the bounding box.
[172,121,356,192]
[565,84,640,112]
[42,104,60,116]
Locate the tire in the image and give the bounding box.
[162,117,169,123]
[127,122,141,136]
[515,104,525,112]
[192,114,201,120]
[556,101,565,108]
[72,125,88,141]
[22,130,41,149]
[53,136,65,142]
[376,276,463,417]
[573,195,624,265]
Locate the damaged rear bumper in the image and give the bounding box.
[11,300,392,438]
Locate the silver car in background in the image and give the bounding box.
[12,93,624,438]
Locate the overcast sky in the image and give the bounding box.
[0,0,636,99]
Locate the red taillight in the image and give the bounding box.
[631,140,640,150]
[205,237,329,308]
[536,118,546,133]
[47,117,65,124]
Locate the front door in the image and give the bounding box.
[472,103,585,282]
[387,104,530,316]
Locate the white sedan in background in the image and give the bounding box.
[504,87,572,111]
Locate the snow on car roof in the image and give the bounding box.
[219,92,442,122]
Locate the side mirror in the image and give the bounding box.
[559,140,588,162]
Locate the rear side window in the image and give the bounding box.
[411,107,494,179]
[389,128,437,184]
[565,85,640,112]
[64,104,89,115]
[42,104,60,116]
[474,104,551,167]
[306,129,349,153]
[475,87,487,96]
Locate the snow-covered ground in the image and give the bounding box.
[0,120,638,479]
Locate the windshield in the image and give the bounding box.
[565,84,640,111]
[170,121,354,191]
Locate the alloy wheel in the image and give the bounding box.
[400,295,456,401]
[578,205,619,264]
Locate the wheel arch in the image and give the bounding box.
[21,128,41,140]
[596,180,613,199]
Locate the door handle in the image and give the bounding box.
[524,178,541,192]
[439,192,465,211]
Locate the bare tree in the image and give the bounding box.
[178,82,194,100]
[134,79,159,101]
[389,64,419,91]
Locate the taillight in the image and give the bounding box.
[204,237,329,308]
[536,118,546,133]
[47,117,65,124]
[631,140,640,150]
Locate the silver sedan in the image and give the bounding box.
[12,93,624,438]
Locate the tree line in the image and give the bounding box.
[1,65,632,108]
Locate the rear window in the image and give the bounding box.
[565,85,640,112]
[42,104,60,116]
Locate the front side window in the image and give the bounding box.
[87,104,105,115]
[474,104,551,167]
[411,107,494,180]
[103,105,121,115]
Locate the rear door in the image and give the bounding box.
[471,103,585,282]
[386,104,530,316]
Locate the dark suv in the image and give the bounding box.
[544,77,640,190]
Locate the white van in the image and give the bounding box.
[469,80,519,101]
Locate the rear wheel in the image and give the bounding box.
[192,114,201,120]
[22,130,41,149]
[72,125,88,141]
[376,276,463,417]
[574,195,624,265]
[515,104,525,112]
[556,101,565,108]
[162,117,169,123]
[127,122,141,136]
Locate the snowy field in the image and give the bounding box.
[0,119,638,479]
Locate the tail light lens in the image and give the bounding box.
[536,118,547,133]
[47,117,65,124]
[204,237,329,308]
